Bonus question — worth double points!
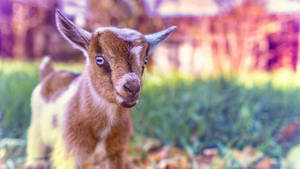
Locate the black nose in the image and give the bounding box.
[123,81,140,96]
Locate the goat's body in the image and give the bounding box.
[25,9,175,169]
[26,61,132,169]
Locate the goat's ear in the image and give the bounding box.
[55,9,91,52]
[145,26,177,54]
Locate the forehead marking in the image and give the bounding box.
[131,46,143,66]
[95,27,143,42]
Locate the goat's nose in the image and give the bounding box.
[123,81,140,96]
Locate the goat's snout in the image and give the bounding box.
[115,73,141,107]
[123,80,140,96]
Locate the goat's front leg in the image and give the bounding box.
[107,152,126,169]
[83,152,125,169]
[24,125,48,169]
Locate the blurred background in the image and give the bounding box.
[1,0,300,168]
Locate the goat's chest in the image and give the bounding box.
[80,140,109,169]
[83,122,117,167]
[83,119,132,168]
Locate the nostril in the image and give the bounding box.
[123,82,140,96]
[123,83,132,92]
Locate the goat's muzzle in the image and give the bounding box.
[115,73,141,108]
[123,80,140,97]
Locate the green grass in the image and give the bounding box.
[0,60,300,166]
[135,73,300,156]
[0,61,38,138]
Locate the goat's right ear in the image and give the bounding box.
[55,9,91,52]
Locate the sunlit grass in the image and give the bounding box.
[238,70,300,89]
[147,68,300,91]
[0,60,83,74]
[2,60,300,89]
[0,61,38,75]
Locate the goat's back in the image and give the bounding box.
[40,71,79,102]
[29,70,80,147]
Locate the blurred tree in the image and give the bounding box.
[12,1,47,60]
[0,0,59,60]
[214,0,235,11]
[0,0,168,63]
[0,0,13,58]
[86,0,163,33]
[0,0,86,61]
[209,0,268,72]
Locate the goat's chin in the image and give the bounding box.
[116,95,139,108]
[121,102,137,108]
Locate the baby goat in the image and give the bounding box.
[24,9,176,169]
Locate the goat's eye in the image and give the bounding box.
[144,58,148,65]
[95,56,104,65]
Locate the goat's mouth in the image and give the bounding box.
[116,94,139,108]
[121,101,137,108]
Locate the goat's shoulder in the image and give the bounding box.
[40,71,80,102]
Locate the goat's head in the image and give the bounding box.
[55,9,176,108]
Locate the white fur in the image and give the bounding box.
[131,46,143,66]
[40,56,51,71]
[95,27,143,42]
[94,142,106,160]
[116,95,125,104]
[26,79,80,167]
[29,78,80,150]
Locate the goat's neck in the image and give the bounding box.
[63,71,133,160]
[74,71,130,132]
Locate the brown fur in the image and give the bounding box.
[41,71,79,102]
[64,80,132,168]
[61,31,139,164]
[86,31,148,104]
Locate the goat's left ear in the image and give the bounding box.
[145,26,177,54]
[55,9,91,52]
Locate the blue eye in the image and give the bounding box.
[95,56,104,65]
[144,57,148,65]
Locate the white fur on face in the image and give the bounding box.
[116,95,125,104]
[95,27,143,42]
[131,46,143,66]
[115,72,140,94]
